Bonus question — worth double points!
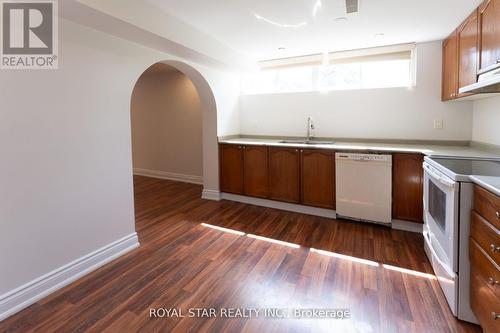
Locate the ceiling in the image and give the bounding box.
[146,0,482,61]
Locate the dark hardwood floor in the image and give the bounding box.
[0,176,482,333]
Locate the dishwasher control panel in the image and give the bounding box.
[336,153,391,162]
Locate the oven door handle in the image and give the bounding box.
[424,163,442,182]
[438,176,456,188]
[423,164,456,189]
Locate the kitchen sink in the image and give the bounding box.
[278,140,335,145]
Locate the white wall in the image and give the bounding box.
[0,18,239,297]
[239,41,473,141]
[472,96,500,146]
[131,67,203,178]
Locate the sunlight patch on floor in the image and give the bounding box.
[200,223,245,235]
[310,248,380,267]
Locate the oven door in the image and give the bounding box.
[423,162,460,315]
[423,162,459,272]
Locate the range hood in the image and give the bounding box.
[459,66,500,94]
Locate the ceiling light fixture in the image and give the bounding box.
[312,0,322,17]
[254,13,307,29]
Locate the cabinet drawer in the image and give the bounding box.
[470,239,500,333]
[475,185,500,230]
[470,238,500,300]
[471,210,500,267]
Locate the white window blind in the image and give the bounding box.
[241,43,416,94]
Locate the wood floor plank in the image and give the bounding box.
[0,176,482,333]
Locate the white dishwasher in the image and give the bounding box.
[335,153,392,225]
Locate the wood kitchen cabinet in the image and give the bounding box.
[301,149,335,209]
[478,0,500,74]
[442,31,459,101]
[220,144,424,224]
[457,9,479,95]
[470,185,500,333]
[243,145,269,198]
[392,153,424,223]
[219,144,244,194]
[441,0,500,99]
[268,147,301,203]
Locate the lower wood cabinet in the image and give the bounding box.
[219,144,243,194]
[392,153,424,223]
[219,144,424,223]
[470,185,500,333]
[268,147,301,203]
[301,149,335,209]
[243,145,268,198]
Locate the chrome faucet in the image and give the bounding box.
[306,117,315,142]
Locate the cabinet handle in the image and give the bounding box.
[487,277,499,286]
[496,211,499,219]
[492,312,500,320]
[490,244,500,252]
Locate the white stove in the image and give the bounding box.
[422,156,500,324]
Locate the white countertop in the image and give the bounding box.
[470,176,500,196]
[219,137,500,159]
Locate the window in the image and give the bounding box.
[241,44,416,94]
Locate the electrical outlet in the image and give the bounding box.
[433,119,444,129]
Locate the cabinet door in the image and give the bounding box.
[458,9,478,93]
[269,147,300,203]
[442,31,459,101]
[219,144,243,194]
[478,0,500,73]
[301,149,335,209]
[243,146,268,198]
[392,153,424,223]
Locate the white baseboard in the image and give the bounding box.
[133,168,203,185]
[0,233,139,321]
[392,219,423,233]
[202,189,221,201]
[221,193,337,219]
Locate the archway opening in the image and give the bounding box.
[130,60,219,224]
[131,63,203,184]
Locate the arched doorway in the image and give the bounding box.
[130,60,219,200]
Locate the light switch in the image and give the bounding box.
[433,119,444,129]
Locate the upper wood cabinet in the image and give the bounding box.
[442,31,459,101]
[243,145,269,198]
[301,149,335,209]
[478,0,500,73]
[457,9,479,94]
[442,0,500,100]
[219,144,244,194]
[268,147,301,203]
[392,153,424,223]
